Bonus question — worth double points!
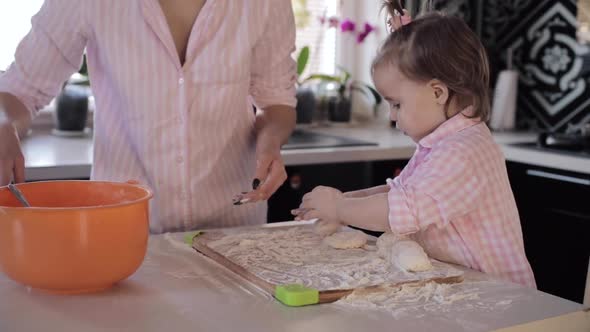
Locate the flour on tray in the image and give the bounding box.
[205,226,462,291]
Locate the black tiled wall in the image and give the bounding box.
[410,0,590,132]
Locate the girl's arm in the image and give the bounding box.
[295,186,390,232]
[336,193,391,232]
[343,185,389,198]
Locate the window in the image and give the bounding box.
[294,1,387,86]
[0,1,44,70]
[293,0,339,78]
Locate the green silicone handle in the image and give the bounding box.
[183,231,202,246]
[275,284,319,307]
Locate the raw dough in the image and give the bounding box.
[323,230,368,249]
[390,240,433,272]
[313,220,341,237]
[376,232,404,259]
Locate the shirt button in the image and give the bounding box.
[178,77,185,85]
[176,156,184,163]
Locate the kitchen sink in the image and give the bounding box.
[282,129,377,150]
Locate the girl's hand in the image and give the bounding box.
[292,186,344,221]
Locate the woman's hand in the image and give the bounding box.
[0,122,25,185]
[232,105,294,206]
[236,140,287,204]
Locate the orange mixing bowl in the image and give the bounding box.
[0,180,152,294]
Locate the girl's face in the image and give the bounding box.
[373,63,448,143]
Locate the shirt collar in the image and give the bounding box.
[418,107,481,149]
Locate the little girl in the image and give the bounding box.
[293,3,536,288]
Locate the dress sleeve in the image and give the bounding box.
[249,0,297,109]
[0,0,89,114]
[387,147,485,235]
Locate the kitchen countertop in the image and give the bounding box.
[0,224,587,332]
[22,128,94,181]
[21,123,590,181]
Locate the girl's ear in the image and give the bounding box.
[428,79,449,105]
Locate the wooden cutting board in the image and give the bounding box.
[192,222,464,305]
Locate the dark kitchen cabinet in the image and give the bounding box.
[370,159,409,186]
[507,161,590,304]
[267,162,372,223]
[267,159,409,224]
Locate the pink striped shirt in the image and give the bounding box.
[387,112,536,287]
[0,0,297,233]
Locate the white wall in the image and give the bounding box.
[339,0,389,86]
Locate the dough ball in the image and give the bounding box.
[313,220,341,237]
[376,232,403,259]
[390,240,432,272]
[323,230,368,249]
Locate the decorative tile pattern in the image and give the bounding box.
[492,0,589,131]
[430,0,481,34]
[412,0,590,132]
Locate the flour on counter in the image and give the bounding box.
[335,280,516,319]
[204,226,462,291]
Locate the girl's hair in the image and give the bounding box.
[373,1,491,120]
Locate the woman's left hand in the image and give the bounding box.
[237,140,287,204]
[232,105,295,206]
[292,186,344,221]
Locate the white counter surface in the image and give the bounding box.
[0,225,587,332]
[22,124,589,181]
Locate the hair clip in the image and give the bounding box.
[387,9,412,32]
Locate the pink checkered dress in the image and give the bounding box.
[387,112,536,287]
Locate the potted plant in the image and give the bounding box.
[53,54,91,136]
[303,66,382,123]
[295,46,316,124]
[293,5,383,124]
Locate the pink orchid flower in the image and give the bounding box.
[328,16,339,28]
[357,23,375,43]
[340,19,356,32]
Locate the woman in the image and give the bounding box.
[0,0,297,233]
